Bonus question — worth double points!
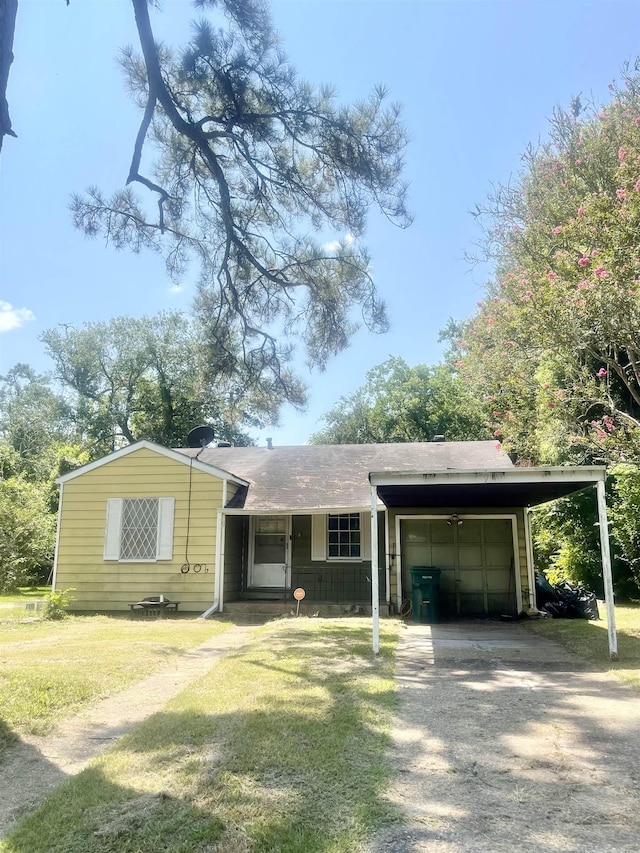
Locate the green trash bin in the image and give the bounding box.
[410,566,442,624]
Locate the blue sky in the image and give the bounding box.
[2,0,640,446]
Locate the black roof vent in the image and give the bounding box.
[431,434,445,442]
[217,441,232,448]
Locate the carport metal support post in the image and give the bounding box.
[596,479,618,659]
[371,485,380,654]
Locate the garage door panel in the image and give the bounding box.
[486,567,511,588]
[487,593,511,615]
[484,520,512,543]
[457,522,482,543]
[403,520,429,543]
[431,545,456,567]
[458,568,484,592]
[486,544,513,565]
[459,593,485,617]
[458,545,482,567]
[430,522,455,544]
[439,568,457,593]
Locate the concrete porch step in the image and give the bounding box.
[223,601,389,617]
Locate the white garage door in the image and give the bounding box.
[401,518,516,618]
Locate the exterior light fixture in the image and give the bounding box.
[447,513,463,526]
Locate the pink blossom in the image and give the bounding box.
[547,402,555,409]
[493,428,502,438]
[577,206,586,216]
[547,272,558,280]
[494,442,502,450]
[616,188,627,201]
[552,226,563,235]
[575,158,583,166]
[577,280,589,290]
[578,256,590,267]
[454,360,464,368]
[492,411,501,417]
[619,147,628,160]
[634,179,640,191]
[597,368,607,378]
[524,290,534,298]
[506,341,516,349]
[591,249,599,257]
[594,266,608,277]
[603,415,616,433]
[635,117,640,126]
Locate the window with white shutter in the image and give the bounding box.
[104,497,174,561]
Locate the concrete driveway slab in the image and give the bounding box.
[366,621,640,853]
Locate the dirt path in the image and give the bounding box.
[365,622,640,853]
[0,622,258,837]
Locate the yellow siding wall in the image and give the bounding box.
[56,448,227,612]
[386,507,531,612]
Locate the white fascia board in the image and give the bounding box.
[222,504,382,516]
[56,439,249,487]
[368,466,607,487]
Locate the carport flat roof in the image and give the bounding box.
[368,466,607,508]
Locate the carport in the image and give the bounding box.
[368,466,618,658]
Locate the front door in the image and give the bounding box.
[250,515,291,588]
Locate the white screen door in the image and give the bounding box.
[250,516,291,588]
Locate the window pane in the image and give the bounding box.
[120,498,158,560]
[327,513,361,560]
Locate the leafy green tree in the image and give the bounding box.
[71,0,410,400]
[608,464,640,595]
[460,67,640,465]
[0,474,56,591]
[41,311,273,453]
[311,357,490,444]
[0,364,73,480]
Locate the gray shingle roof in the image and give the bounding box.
[175,441,512,512]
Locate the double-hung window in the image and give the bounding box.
[104,497,174,561]
[327,513,361,559]
[311,512,370,562]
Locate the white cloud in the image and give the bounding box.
[168,283,184,294]
[322,233,356,253]
[0,301,35,333]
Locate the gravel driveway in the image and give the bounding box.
[366,621,640,853]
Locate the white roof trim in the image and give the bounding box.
[223,505,377,516]
[56,440,250,487]
[368,466,607,487]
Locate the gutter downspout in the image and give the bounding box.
[51,482,64,591]
[596,479,618,659]
[200,479,227,619]
[523,507,537,612]
[370,484,380,655]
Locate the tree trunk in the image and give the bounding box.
[0,0,19,152]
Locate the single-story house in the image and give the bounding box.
[53,438,617,655]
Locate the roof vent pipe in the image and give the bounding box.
[266,437,273,449]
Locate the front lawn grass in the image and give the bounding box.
[2,619,400,853]
[0,587,51,604]
[0,615,231,756]
[525,603,640,690]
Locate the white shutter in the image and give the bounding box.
[361,512,371,561]
[311,514,327,561]
[157,497,175,560]
[104,499,123,560]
